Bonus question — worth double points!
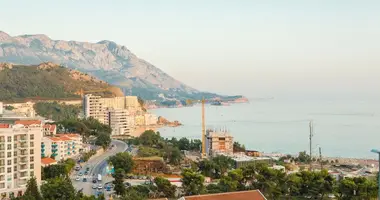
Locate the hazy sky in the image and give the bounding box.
[1,0,380,98]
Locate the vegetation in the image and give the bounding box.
[0,64,118,102]
[154,177,177,198]
[108,152,134,174]
[42,158,76,180]
[113,169,126,196]
[81,150,96,162]
[233,141,246,152]
[34,102,81,121]
[40,176,78,199]
[198,155,235,179]
[95,133,112,149]
[181,168,206,195]
[23,177,43,200]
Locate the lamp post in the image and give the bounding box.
[370,149,380,200]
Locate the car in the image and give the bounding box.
[92,179,97,183]
[124,182,131,187]
[83,178,87,182]
[92,184,97,189]
[75,166,80,171]
[86,167,90,171]
[97,184,103,189]
[78,172,83,176]
[84,171,88,175]
[75,177,80,181]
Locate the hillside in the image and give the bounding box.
[0,62,123,102]
[0,31,242,102]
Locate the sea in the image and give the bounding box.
[151,96,380,159]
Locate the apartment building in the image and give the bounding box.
[83,94,106,124]
[106,108,132,136]
[205,129,234,156]
[0,120,42,198]
[134,115,145,127]
[100,96,141,115]
[42,134,82,161]
[0,102,3,115]
[144,113,158,126]
[42,124,56,136]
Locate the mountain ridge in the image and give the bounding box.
[0,31,241,102]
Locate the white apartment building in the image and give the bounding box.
[0,102,3,115]
[42,124,56,136]
[42,134,82,161]
[83,94,106,124]
[100,96,142,115]
[0,120,42,198]
[144,113,158,126]
[106,109,132,136]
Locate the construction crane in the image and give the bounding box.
[201,97,207,159]
[75,88,108,98]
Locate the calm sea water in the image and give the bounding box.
[151,97,380,159]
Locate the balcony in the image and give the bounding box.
[51,153,57,157]
[41,148,45,152]
[19,160,27,165]
[18,146,28,150]
[41,153,45,158]
[52,149,58,153]
[19,174,28,180]
[19,138,27,143]
[41,143,45,148]
[52,144,58,148]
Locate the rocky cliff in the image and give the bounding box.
[0,31,243,102]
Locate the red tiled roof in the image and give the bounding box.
[183,190,266,200]
[48,137,62,142]
[15,120,41,126]
[43,124,56,132]
[57,133,80,138]
[41,157,57,165]
[0,124,10,128]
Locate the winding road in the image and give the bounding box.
[72,140,128,196]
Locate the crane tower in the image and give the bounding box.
[201,98,207,158]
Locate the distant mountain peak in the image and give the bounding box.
[0,31,239,101]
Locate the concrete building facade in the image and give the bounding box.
[42,134,82,161]
[106,108,132,136]
[83,94,106,124]
[205,129,234,156]
[100,96,141,115]
[0,102,3,115]
[144,113,158,126]
[0,120,42,198]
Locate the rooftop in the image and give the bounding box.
[15,120,41,126]
[181,190,266,200]
[41,157,57,165]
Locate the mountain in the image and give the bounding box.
[0,62,123,102]
[0,31,242,102]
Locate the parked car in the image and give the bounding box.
[83,178,87,182]
[97,184,103,189]
[75,166,80,171]
[75,177,80,181]
[124,182,131,187]
[92,179,97,183]
[78,172,83,176]
[84,171,88,175]
[92,184,97,189]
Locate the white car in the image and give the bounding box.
[92,184,97,189]
[75,177,80,181]
[97,184,103,189]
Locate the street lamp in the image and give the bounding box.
[370,149,380,200]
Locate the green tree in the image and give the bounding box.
[41,176,77,200]
[163,145,182,165]
[108,152,134,173]
[233,142,246,152]
[181,168,205,196]
[154,177,177,198]
[178,138,190,151]
[139,130,161,147]
[24,177,42,200]
[218,169,244,192]
[95,133,111,149]
[42,164,66,179]
[113,169,126,196]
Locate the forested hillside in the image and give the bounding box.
[0,62,123,102]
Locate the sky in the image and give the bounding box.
[1,0,380,99]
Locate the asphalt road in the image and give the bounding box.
[72,140,128,196]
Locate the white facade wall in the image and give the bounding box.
[0,124,42,198]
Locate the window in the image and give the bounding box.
[30,142,34,147]
[6,145,11,150]
[7,168,11,173]
[7,137,11,142]
[30,149,34,155]
[13,166,16,171]
[30,171,34,177]
[13,144,17,149]
[7,160,11,165]
[13,151,17,156]
[7,152,11,158]
[29,157,34,162]
[30,164,34,169]
[30,135,34,140]
[13,158,17,164]
[13,173,17,179]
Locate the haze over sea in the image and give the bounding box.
[152,95,380,159]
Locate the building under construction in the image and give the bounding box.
[205,129,234,157]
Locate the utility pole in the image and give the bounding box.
[319,147,323,170]
[309,121,313,171]
[201,98,206,159]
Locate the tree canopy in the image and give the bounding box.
[108,152,134,174]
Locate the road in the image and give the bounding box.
[72,140,127,196]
